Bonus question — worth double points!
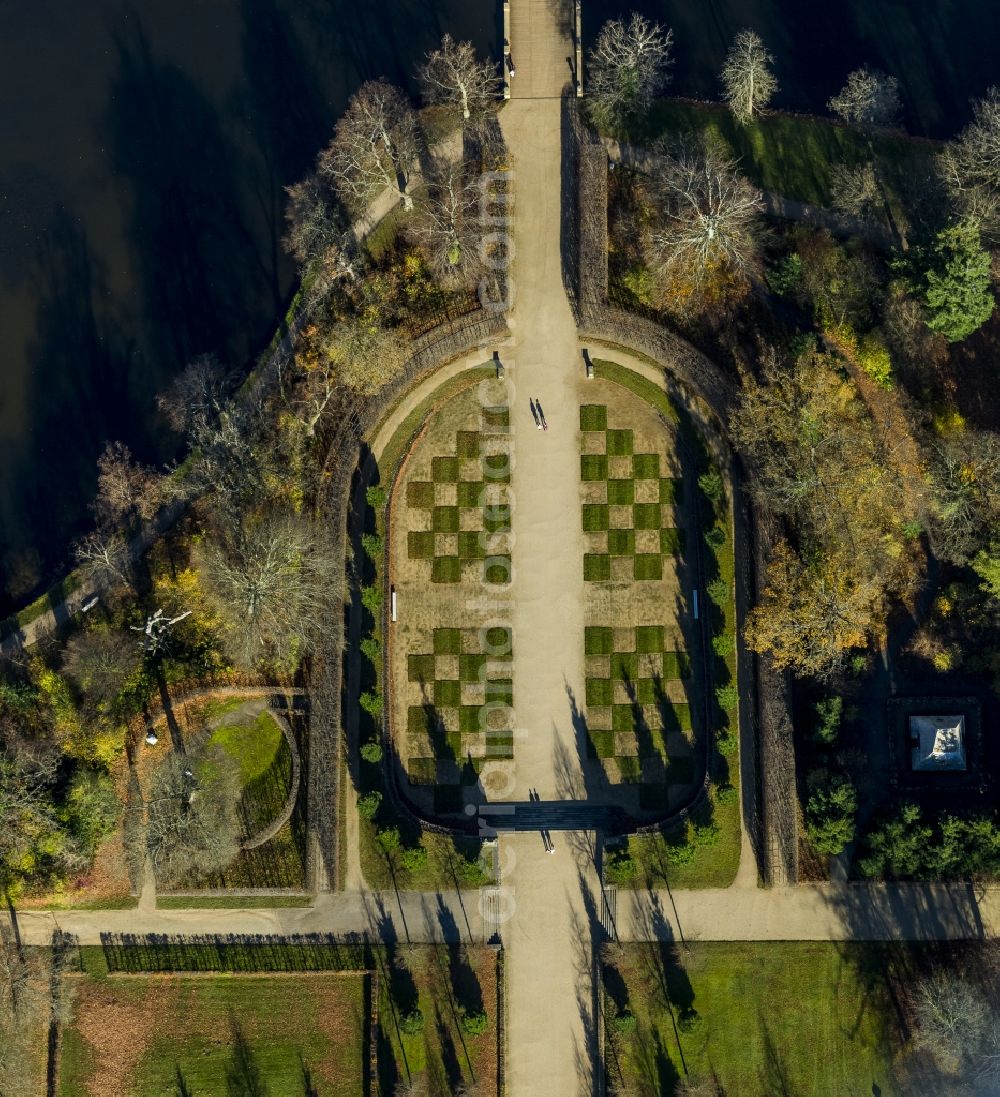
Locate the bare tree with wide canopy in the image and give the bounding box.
[419,34,500,125]
[828,66,901,128]
[318,80,420,215]
[587,14,673,128]
[720,29,777,124]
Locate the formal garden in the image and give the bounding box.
[387,381,515,813]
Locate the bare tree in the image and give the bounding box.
[145,751,240,885]
[587,14,673,128]
[645,144,764,286]
[157,354,230,438]
[64,627,142,714]
[407,157,483,287]
[720,29,777,124]
[829,161,882,222]
[912,972,989,1074]
[197,513,336,667]
[91,441,161,530]
[828,66,901,128]
[318,80,420,216]
[939,87,1000,236]
[419,34,500,125]
[72,529,133,590]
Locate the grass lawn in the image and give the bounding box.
[209,710,284,786]
[378,944,499,1096]
[155,895,313,909]
[602,941,929,1096]
[59,972,368,1096]
[611,98,935,213]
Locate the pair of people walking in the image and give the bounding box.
[528,788,555,853]
[529,398,548,431]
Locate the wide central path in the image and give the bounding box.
[500,3,602,1095]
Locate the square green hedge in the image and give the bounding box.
[633,503,660,530]
[660,528,685,554]
[582,503,609,532]
[432,456,460,482]
[434,679,461,708]
[485,557,512,584]
[662,651,692,679]
[612,704,635,734]
[407,481,435,508]
[457,480,483,507]
[634,554,663,580]
[408,653,435,682]
[459,706,483,734]
[635,625,665,654]
[585,626,614,655]
[606,429,634,456]
[584,553,611,581]
[483,405,510,430]
[580,404,608,432]
[483,454,511,483]
[635,677,657,705]
[408,706,431,735]
[660,477,682,504]
[632,453,660,479]
[485,626,513,657]
[611,651,639,681]
[432,556,461,582]
[586,678,613,706]
[433,628,462,655]
[607,478,635,506]
[459,653,487,682]
[581,454,608,482]
[484,505,511,533]
[661,702,693,733]
[608,529,635,556]
[587,730,616,759]
[432,506,459,533]
[458,531,486,559]
[618,757,641,783]
[408,757,437,786]
[456,431,481,458]
[486,678,513,704]
[408,531,435,559]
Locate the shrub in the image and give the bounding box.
[358,791,382,820]
[813,696,843,744]
[857,333,894,389]
[360,691,383,717]
[768,252,803,297]
[693,821,719,847]
[400,1008,425,1035]
[611,1010,637,1036]
[360,637,380,666]
[376,826,400,854]
[605,846,638,884]
[715,782,738,805]
[715,684,738,711]
[705,526,726,549]
[698,468,725,505]
[716,732,737,756]
[361,585,382,615]
[361,533,384,560]
[460,1009,489,1036]
[366,485,387,510]
[805,772,858,855]
[712,633,735,658]
[399,845,428,872]
[707,577,730,605]
[361,741,383,764]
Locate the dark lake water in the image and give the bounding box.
[0,0,994,613]
[0,0,496,614]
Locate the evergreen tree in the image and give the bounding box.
[918,221,994,342]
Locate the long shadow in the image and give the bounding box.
[226,1015,270,1097]
[174,1067,192,1097]
[437,897,483,1016]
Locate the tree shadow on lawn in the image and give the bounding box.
[226,1014,270,1097]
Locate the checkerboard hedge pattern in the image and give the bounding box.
[583,625,694,800]
[405,407,512,585]
[404,627,515,796]
[579,405,685,582]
